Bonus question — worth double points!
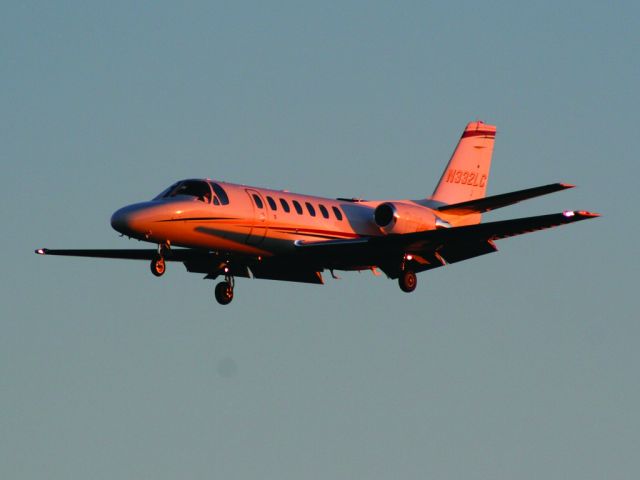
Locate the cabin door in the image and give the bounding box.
[245,189,268,245]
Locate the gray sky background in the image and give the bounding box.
[2,1,638,479]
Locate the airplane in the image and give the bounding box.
[35,121,599,305]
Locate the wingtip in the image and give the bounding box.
[577,211,600,218]
[35,248,47,255]
[559,182,576,189]
[563,210,600,219]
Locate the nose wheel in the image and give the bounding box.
[214,276,234,305]
[150,254,166,277]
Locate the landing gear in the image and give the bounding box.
[150,254,166,277]
[398,269,417,293]
[214,276,234,305]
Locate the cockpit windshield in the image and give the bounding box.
[154,180,212,203]
[153,180,230,205]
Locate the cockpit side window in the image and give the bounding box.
[210,182,230,205]
[162,180,212,203]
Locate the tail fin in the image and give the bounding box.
[431,121,497,205]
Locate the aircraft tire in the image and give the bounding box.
[215,281,234,305]
[398,270,417,293]
[150,255,166,277]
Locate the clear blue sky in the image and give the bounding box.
[2,1,638,478]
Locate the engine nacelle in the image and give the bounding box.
[373,202,439,234]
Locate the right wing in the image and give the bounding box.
[294,210,600,268]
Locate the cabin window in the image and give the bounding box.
[305,202,316,217]
[279,198,290,212]
[266,196,277,210]
[210,182,230,205]
[252,194,264,209]
[332,206,343,221]
[319,204,329,219]
[292,200,303,214]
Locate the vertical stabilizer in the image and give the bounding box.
[431,121,496,205]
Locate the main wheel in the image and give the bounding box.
[215,281,234,305]
[150,255,166,277]
[398,270,417,293]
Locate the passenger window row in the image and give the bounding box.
[257,195,344,221]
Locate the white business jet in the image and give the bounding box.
[36,121,599,305]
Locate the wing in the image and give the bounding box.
[35,248,252,278]
[294,210,600,273]
[34,248,324,283]
[36,248,194,261]
[436,183,574,214]
[398,210,599,249]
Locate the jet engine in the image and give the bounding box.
[373,202,438,234]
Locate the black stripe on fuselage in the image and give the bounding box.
[157,217,240,222]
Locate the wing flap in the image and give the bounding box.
[439,240,498,264]
[250,264,324,284]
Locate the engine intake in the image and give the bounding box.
[373,202,437,234]
[374,203,397,228]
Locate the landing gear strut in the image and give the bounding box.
[398,269,417,293]
[214,276,234,305]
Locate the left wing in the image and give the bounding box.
[35,248,252,278]
[36,248,199,261]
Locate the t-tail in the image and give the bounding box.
[431,121,497,205]
[429,121,579,226]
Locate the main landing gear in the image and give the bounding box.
[214,276,234,305]
[398,269,417,293]
[397,253,417,293]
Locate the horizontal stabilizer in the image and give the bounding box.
[437,183,574,215]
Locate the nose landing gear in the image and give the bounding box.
[150,244,170,277]
[214,276,235,305]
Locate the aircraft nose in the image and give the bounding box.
[110,206,133,234]
[111,201,163,238]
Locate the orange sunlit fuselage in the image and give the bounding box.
[109,179,445,258]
